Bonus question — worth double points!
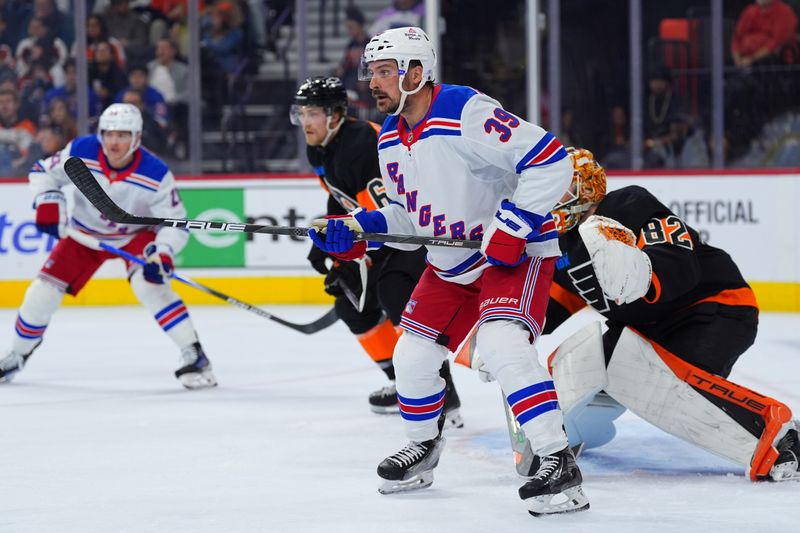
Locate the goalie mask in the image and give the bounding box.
[97,103,143,161]
[552,147,607,234]
[359,26,436,117]
[290,76,348,147]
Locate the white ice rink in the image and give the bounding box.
[1,305,797,533]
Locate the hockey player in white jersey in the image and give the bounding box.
[0,103,217,389]
[308,27,588,516]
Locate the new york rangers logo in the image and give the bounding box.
[405,299,417,315]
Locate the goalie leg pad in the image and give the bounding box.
[606,327,794,477]
[550,321,626,450]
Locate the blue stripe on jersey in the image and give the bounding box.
[431,251,483,276]
[418,128,462,141]
[378,138,402,150]
[515,132,568,173]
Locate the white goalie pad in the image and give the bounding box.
[551,321,607,413]
[551,321,626,450]
[605,327,759,467]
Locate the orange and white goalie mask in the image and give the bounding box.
[552,147,607,234]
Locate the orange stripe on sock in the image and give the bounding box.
[629,328,792,480]
[357,319,400,363]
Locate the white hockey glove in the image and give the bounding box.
[142,241,175,284]
[578,215,652,305]
[33,190,67,239]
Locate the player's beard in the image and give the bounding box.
[373,91,399,114]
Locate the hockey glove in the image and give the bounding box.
[308,208,387,261]
[307,244,330,274]
[142,241,175,284]
[481,199,549,267]
[34,190,67,239]
[578,215,652,304]
[324,259,363,298]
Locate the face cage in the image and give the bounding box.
[551,176,598,234]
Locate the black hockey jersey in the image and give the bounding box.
[544,185,757,332]
[306,118,388,216]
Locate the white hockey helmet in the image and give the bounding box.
[97,103,143,160]
[359,26,436,116]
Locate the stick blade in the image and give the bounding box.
[64,156,161,225]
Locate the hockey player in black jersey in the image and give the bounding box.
[292,76,462,425]
[532,147,798,483]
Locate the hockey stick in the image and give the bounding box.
[76,234,338,335]
[63,157,481,249]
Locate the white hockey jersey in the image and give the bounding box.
[376,84,572,284]
[29,135,189,252]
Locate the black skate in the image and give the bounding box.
[518,446,589,516]
[175,342,218,389]
[369,383,399,414]
[440,360,464,430]
[0,340,41,384]
[769,427,800,481]
[377,435,446,494]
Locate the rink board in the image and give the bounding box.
[0,171,798,310]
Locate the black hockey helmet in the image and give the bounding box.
[293,76,347,115]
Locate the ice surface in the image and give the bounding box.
[1,306,797,532]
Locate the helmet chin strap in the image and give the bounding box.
[320,115,344,147]
[389,73,426,117]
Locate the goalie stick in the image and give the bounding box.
[75,233,338,335]
[63,157,481,249]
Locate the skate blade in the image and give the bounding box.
[378,471,434,495]
[571,442,586,459]
[178,369,218,390]
[527,486,590,517]
[370,405,400,414]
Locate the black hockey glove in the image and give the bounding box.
[324,260,362,299]
[307,244,329,274]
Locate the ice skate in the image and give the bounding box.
[175,342,217,389]
[440,360,464,430]
[0,350,27,383]
[369,383,400,414]
[377,435,446,494]
[518,446,589,516]
[769,427,800,481]
[0,340,41,384]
